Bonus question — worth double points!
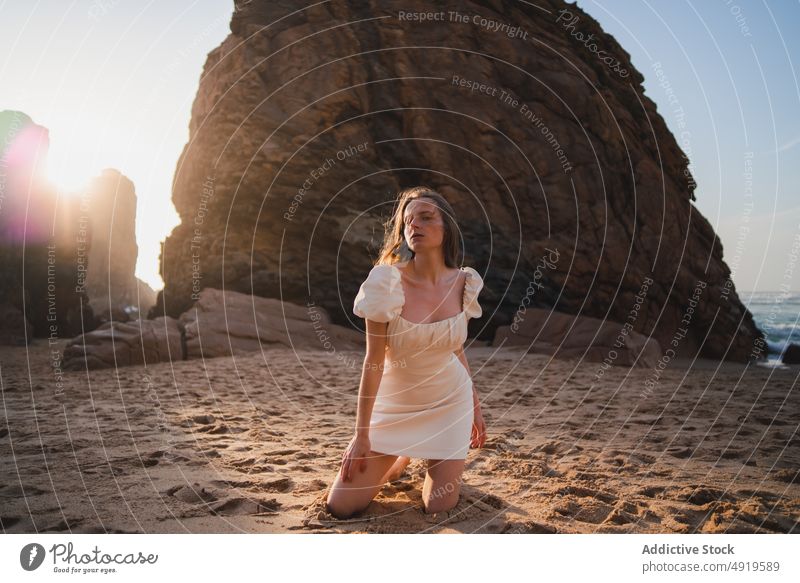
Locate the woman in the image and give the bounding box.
[325,186,487,519]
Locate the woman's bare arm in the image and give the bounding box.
[354,319,388,436]
[456,344,487,449]
[454,345,479,406]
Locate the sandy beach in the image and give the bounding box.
[1,340,797,534]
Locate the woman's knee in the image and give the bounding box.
[422,491,460,514]
[326,487,362,519]
[324,452,398,519]
[325,478,375,519]
[422,479,462,513]
[325,496,357,520]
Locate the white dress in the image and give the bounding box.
[352,260,484,460]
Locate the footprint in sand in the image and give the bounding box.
[555,485,618,505]
[486,454,559,479]
[501,519,557,533]
[226,457,275,474]
[164,482,281,516]
[210,497,281,516]
[209,477,293,493]
[549,486,635,527]
[534,440,563,455]
[666,446,694,459]
[663,504,714,532]
[143,449,191,467]
[165,483,218,504]
[673,485,734,506]
[637,485,666,498]
[604,500,661,527]
[552,498,614,525]
[188,414,246,435]
[294,479,327,493]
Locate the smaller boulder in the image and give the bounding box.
[0,303,33,346]
[493,308,662,368]
[781,343,800,365]
[62,316,183,370]
[179,288,361,359]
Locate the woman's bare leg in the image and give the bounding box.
[421,458,466,514]
[381,455,411,483]
[325,451,398,519]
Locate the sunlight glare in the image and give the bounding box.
[46,138,97,194]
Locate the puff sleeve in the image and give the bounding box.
[461,266,484,320]
[352,264,405,322]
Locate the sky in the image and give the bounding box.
[579,0,800,294]
[0,0,233,290]
[1,0,798,293]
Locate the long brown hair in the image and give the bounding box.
[376,186,461,267]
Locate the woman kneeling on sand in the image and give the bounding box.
[326,186,487,519]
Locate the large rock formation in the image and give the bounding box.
[83,168,156,321]
[155,0,764,362]
[0,111,94,341]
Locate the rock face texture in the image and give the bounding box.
[0,303,33,345]
[0,110,94,341]
[155,0,763,362]
[180,287,361,359]
[84,169,156,322]
[492,308,663,369]
[63,288,361,369]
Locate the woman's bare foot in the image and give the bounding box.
[382,455,411,483]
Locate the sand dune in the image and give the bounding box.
[1,341,797,533]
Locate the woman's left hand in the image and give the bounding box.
[470,401,487,449]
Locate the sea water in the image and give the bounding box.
[740,291,800,366]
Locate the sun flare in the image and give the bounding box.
[46,143,97,194]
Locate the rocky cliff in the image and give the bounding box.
[84,168,156,321]
[155,0,763,362]
[0,112,156,343]
[0,111,93,341]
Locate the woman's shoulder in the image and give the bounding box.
[459,265,484,288]
[366,262,398,278]
[352,262,405,322]
[459,265,484,318]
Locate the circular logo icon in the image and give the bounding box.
[20,543,46,571]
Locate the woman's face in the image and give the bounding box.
[403,198,445,252]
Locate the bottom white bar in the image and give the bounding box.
[1,533,797,582]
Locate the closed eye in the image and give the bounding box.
[404,213,432,224]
